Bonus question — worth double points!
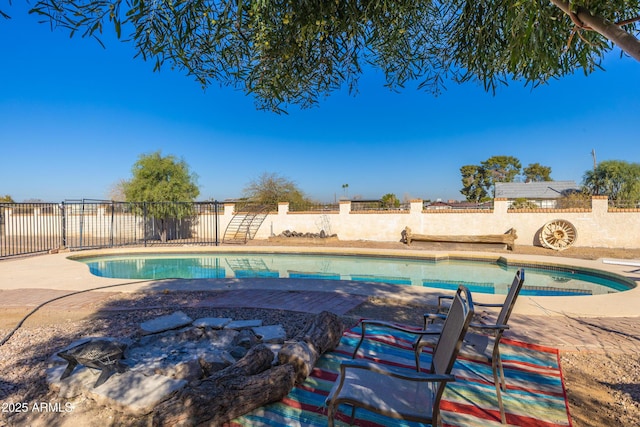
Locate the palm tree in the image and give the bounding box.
[342,184,349,199]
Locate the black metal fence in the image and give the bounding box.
[289,201,340,212]
[350,200,411,211]
[609,199,640,209]
[0,200,221,258]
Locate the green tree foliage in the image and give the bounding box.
[523,163,553,182]
[0,195,14,203]
[460,164,491,202]
[123,151,200,241]
[242,172,310,209]
[124,151,200,202]
[461,155,523,201]
[481,156,522,184]
[381,193,400,209]
[582,160,640,206]
[6,1,639,111]
[509,198,540,209]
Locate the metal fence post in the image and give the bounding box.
[215,201,219,246]
[60,201,67,248]
[143,202,147,247]
[79,200,85,249]
[110,201,115,247]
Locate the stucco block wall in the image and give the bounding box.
[225,197,640,249]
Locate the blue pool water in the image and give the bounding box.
[77,253,635,296]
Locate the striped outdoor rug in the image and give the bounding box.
[230,323,572,426]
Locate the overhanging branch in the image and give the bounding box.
[550,0,640,61]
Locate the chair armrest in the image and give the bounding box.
[469,322,510,331]
[340,359,456,383]
[423,312,446,327]
[473,302,504,308]
[437,295,454,309]
[353,320,442,359]
[360,319,440,335]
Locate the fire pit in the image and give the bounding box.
[57,339,128,388]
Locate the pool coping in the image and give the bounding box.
[1,246,639,318]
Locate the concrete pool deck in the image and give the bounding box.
[1,246,639,352]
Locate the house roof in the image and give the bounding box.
[494,181,579,199]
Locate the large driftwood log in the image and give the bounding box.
[154,365,295,426]
[403,226,517,250]
[278,310,344,383]
[153,311,345,426]
[153,345,294,426]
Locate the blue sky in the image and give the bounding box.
[2,4,639,203]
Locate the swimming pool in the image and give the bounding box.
[76,252,635,296]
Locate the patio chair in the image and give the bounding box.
[415,268,525,424]
[326,285,473,427]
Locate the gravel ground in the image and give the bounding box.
[0,298,325,427]
[2,293,639,426]
[1,242,640,426]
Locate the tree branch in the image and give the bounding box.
[550,0,640,61]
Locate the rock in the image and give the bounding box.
[230,346,249,359]
[88,370,187,416]
[225,319,263,330]
[233,329,259,349]
[252,325,287,344]
[276,229,336,239]
[204,329,239,347]
[167,357,203,382]
[193,317,233,329]
[47,364,93,399]
[136,326,202,347]
[199,350,236,376]
[140,311,193,335]
[48,364,187,416]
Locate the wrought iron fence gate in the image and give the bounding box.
[0,200,221,258]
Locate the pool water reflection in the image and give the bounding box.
[78,253,635,296]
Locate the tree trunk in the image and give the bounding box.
[278,310,344,383]
[153,345,294,426]
[298,310,344,353]
[550,0,640,61]
[159,218,168,243]
[402,226,517,250]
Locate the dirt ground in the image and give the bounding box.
[2,241,640,426]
